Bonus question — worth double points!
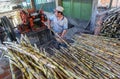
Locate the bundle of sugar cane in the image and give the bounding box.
[48,48,120,78]
[17,34,119,78]
[42,41,120,78]
[100,9,120,39]
[0,36,81,79]
[71,34,120,78]
[0,34,120,79]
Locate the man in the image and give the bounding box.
[48,6,68,38]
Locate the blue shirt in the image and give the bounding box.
[49,15,68,33]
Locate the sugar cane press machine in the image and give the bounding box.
[18,9,48,33]
[18,9,55,47]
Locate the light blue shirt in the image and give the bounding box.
[49,15,68,33]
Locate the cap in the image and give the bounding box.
[55,6,64,12]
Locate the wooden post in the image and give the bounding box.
[90,0,99,32]
[109,0,113,9]
[30,0,36,10]
[56,0,58,7]
[58,0,62,6]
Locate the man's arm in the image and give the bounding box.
[61,18,68,38]
[61,30,67,38]
[48,19,51,29]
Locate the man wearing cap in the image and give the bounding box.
[48,6,68,38]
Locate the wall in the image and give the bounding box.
[62,0,93,21]
[35,1,55,12]
[98,0,120,8]
[24,0,56,12]
[98,0,110,7]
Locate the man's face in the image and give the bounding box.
[54,10,60,17]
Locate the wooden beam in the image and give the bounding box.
[58,0,62,6]
[109,0,113,9]
[56,0,58,7]
[90,0,99,32]
[30,0,36,10]
[56,0,62,7]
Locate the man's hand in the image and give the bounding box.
[48,20,51,29]
[61,30,67,38]
[48,25,51,29]
[61,34,64,38]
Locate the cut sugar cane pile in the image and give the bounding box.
[0,34,120,79]
[100,8,120,39]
